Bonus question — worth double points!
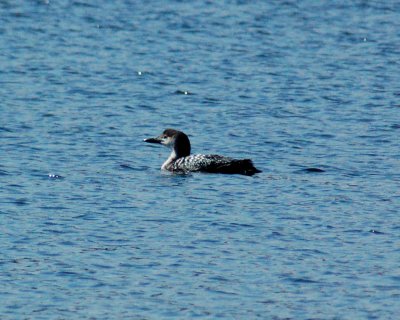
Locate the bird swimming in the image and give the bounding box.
[144,129,261,176]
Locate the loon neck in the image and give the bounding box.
[161,144,191,170]
[173,132,191,158]
[162,149,178,170]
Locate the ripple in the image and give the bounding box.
[175,90,194,95]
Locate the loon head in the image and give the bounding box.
[144,129,191,158]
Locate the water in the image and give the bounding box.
[1,1,400,319]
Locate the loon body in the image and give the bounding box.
[144,129,261,176]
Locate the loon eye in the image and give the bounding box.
[163,135,167,139]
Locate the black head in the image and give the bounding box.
[144,128,191,158]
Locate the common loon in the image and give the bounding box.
[144,129,261,176]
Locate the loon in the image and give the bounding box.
[144,129,261,176]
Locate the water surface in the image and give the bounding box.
[1,1,400,319]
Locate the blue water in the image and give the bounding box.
[1,1,400,319]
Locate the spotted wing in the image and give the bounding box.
[173,154,260,175]
[172,155,229,172]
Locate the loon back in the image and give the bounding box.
[173,154,261,176]
[144,128,261,176]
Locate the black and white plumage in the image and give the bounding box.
[144,129,261,176]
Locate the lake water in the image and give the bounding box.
[1,1,400,319]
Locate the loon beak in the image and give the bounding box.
[144,136,162,144]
